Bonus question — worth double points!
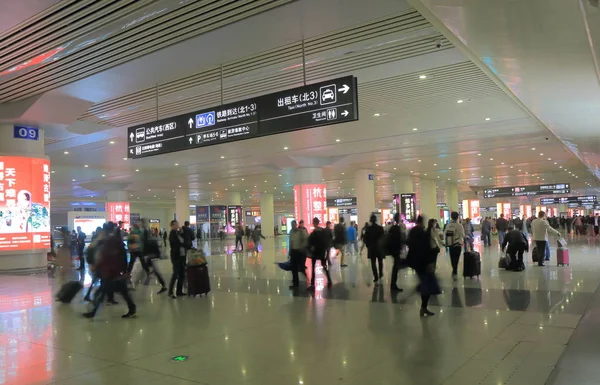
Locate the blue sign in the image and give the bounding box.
[195,111,215,129]
[13,126,39,141]
[368,174,374,180]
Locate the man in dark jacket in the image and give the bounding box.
[364,214,385,283]
[496,214,509,247]
[333,217,348,267]
[83,222,136,319]
[235,223,244,251]
[501,225,529,271]
[388,213,406,292]
[307,217,332,291]
[168,220,187,298]
[182,221,195,251]
[141,218,167,294]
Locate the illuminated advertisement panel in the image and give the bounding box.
[293,184,327,232]
[106,202,131,230]
[0,157,50,250]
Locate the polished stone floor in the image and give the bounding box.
[1,231,600,384]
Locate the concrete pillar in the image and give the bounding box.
[260,193,274,238]
[175,189,189,224]
[0,124,48,271]
[224,191,241,206]
[445,182,459,212]
[419,179,438,221]
[355,169,376,226]
[294,168,324,184]
[107,191,128,202]
[394,175,414,194]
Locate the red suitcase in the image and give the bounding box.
[186,264,211,296]
[557,248,570,266]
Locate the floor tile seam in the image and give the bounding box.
[118,362,211,385]
[43,363,119,384]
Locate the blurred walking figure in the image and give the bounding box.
[251,225,266,255]
[235,223,244,251]
[389,213,407,292]
[56,227,73,284]
[307,218,332,291]
[360,222,369,254]
[141,218,168,294]
[76,226,86,270]
[462,218,475,252]
[346,221,359,256]
[364,214,385,283]
[333,217,348,267]
[83,222,137,319]
[324,221,334,266]
[288,220,309,289]
[168,220,187,298]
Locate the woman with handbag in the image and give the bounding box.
[407,215,440,317]
[427,218,442,268]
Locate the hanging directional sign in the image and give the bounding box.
[540,196,596,205]
[258,76,358,136]
[483,183,570,198]
[126,76,359,159]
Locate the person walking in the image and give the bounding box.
[427,218,442,268]
[76,226,86,271]
[496,213,509,248]
[407,215,439,317]
[83,222,136,319]
[364,214,385,283]
[444,211,465,281]
[168,220,187,298]
[235,223,245,251]
[333,218,348,267]
[501,225,528,271]
[462,218,475,252]
[307,218,332,291]
[346,221,359,257]
[324,221,334,266]
[388,213,406,292]
[481,217,492,247]
[141,218,167,294]
[359,222,369,254]
[288,220,308,289]
[251,224,266,255]
[532,211,561,267]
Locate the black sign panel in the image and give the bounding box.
[400,193,416,222]
[196,206,209,222]
[338,208,358,215]
[259,76,358,136]
[483,183,570,198]
[209,205,227,221]
[540,196,597,205]
[326,197,357,207]
[127,117,186,158]
[126,76,358,159]
[227,205,242,225]
[245,210,261,217]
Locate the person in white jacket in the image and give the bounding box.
[531,211,560,267]
[444,212,465,280]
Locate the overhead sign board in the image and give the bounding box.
[483,183,570,198]
[540,196,597,205]
[326,197,357,207]
[127,76,358,159]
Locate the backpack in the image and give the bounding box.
[85,239,103,265]
[445,223,461,247]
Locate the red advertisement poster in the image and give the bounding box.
[106,202,131,229]
[293,184,327,232]
[0,157,50,250]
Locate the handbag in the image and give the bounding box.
[498,252,511,269]
[247,240,255,249]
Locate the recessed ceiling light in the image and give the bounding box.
[418,159,421,162]
[102,174,105,177]
[559,166,563,168]
[419,75,427,79]
[178,185,182,188]
[477,153,481,156]
[501,162,504,165]
[412,128,418,131]
[123,157,127,160]
[547,158,551,161]
[221,156,225,159]
[175,163,179,166]
[510,166,513,168]
[51,171,55,174]
[433,163,437,166]
[84,165,88,168]
[373,113,381,117]
[457,100,464,104]
[283,146,288,150]
[109,141,115,144]
[135,169,139,172]
[72,179,76,182]
[424,174,427,176]
[485,118,491,121]
[531,147,536,150]
[489,158,494,161]
[519,169,522,172]
[63,151,69,155]
[209,182,211,184]
[375,164,379,167]
[540,153,544,156]
[335,139,341,142]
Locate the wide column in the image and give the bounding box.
[260,193,274,238]
[0,124,49,271]
[224,191,241,206]
[106,191,131,229]
[419,179,438,221]
[293,168,325,230]
[394,175,414,194]
[445,182,459,212]
[175,189,190,224]
[355,169,376,226]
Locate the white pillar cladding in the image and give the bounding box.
[224,191,241,206]
[293,168,324,185]
[175,189,190,224]
[445,182,459,212]
[107,191,128,202]
[355,169,376,226]
[394,175,414,194]
[260,193,274,238]
[0,124,47,271]
[419,179,438,221]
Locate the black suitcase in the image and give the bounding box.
[463,251,481,278]
[186,264,210,296]
[56,281,83,303]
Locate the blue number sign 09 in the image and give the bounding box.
[13,125,39,141]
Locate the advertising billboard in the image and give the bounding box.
[106,202,131,230]
[293,184,327,232]
[0,157,50,250]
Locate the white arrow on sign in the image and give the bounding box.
[188,118,194,128]
[189,137,193,144]
[129,133,134,142]
[129,149,133,154]
[341,110,349,117]
[339,84,350,94]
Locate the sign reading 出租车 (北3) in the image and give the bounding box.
[126,76,358,159]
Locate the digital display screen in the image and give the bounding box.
[294,184,327,232]
[106,202,130,230]
[0,157,50,250]
[73,218,106,236]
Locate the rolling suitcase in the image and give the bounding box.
[463,251,481,278]
[187,264,210,296]
[56,281,82,303]
[557,247,570,266]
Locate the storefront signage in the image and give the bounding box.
[13,126,39,141]
[245,210,261,217]
[209,205,227,221]
[106,202,131,229]
[483,183,570,198]
[227,205,243,225]
[326,197,357,207]
[0,157,50,249]
[127,76,359,159]
[540,196,597,205]
[400,193,416,222]
[149,219,160,223]
[130,213,141,225]
[196,206,209,222]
